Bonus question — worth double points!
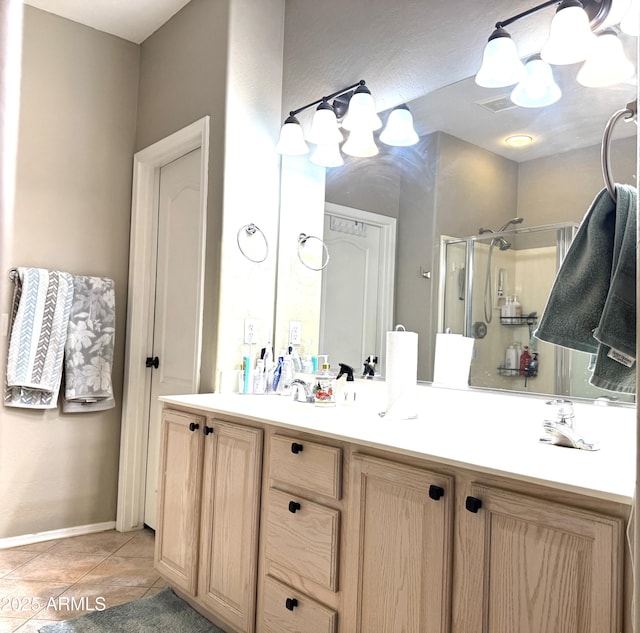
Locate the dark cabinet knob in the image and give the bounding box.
[285,597,298,611]
[291,442,304,454]
[429,485,445,501]
[288,501,301,513]
[203,426,214,436]
[465,496,482,513]
[145,356,159,369]
[189,422,200,432]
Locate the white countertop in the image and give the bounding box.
[160,382,636,505]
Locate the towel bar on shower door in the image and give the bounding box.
[601,98,637,200]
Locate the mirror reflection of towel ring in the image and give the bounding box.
[297,233,330,271]
[237,223,269,263]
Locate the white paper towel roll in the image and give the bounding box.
[433,333,475,388]
[385,328,419,419]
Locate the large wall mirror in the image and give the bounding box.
[274,17,637,403]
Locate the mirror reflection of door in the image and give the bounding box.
[319,206,396,377]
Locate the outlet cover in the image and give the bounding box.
[289,320,301,345]
[244,319,258,345]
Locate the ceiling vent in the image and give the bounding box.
[475,95,518,113]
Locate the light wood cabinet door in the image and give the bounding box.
[345,454,454,633]
[154,409,205,594]
[197,420,263,633]
[454,484,624,633]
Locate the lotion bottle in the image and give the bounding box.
[314,356,336,407]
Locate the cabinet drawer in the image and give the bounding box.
[265,488,340,591]
[270,434,342,499]
[262,576,337,633]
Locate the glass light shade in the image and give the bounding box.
[342,130,379,157]
[576,30,636,87]
[540,3,596,65]
[342,86,383,132]
[275,116,309,155]
[306,102,343,144]
[380,105,419,146]
[510,58,562,108]
[620,0,639,35]
[475,29,526,88]
[310,142,344,167]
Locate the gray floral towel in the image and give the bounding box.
[63,275,116,412]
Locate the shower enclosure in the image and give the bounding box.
[437,222,620,399]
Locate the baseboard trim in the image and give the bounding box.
[0,520,122,550]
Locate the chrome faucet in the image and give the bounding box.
[540,399,599,451]
[291,379,315,403]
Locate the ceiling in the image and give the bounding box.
[22,0,191,44]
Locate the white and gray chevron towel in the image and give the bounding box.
[62,275,116,413]
[5,268,74,409]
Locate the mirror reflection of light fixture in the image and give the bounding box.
[576,28,636,86]
[505,134,534,147]
[275,115,309,155]
[380,104,420,146]
[510,55,562,107]
[306,100,343,145]
[342,84,383,132]
[474,0,634,107]
[310,142,344,168]
[343,130,380,157]
[540,0,596,65]
[475,28,527,87]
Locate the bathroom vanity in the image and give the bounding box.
[154,383,634,633]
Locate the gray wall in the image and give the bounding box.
[1,7,139,539]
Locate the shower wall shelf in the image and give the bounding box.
[499,316,538,326]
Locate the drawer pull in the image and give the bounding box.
[189,422,200,432]
[429,484,444,501]
[203,425,214,436]
[291,442,304,454]
[465,496,482,513]
[288,500,301,513]
[285,597,298,611]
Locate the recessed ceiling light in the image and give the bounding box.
[504,134,534,147]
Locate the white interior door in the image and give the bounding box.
[144,148,204,529]
[319,214,382,374]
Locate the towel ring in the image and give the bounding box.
[297,233,330,271]
[601,98,637,201]
[236,223,269,263]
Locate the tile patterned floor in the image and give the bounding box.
[0,528,166,633]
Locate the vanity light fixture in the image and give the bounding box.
[379,104,420,146]
[475,0,636,104]
[510,55,562,107]
[277,80,420,167]
[576,28,636,86]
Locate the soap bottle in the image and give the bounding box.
[337,363,356,405]
[505,344,517,373]
[512,295,522,318]
[314,356,336,407]
[501,297,512,319]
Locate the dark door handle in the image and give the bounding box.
[291,442,304,454]
[465,496,482,513]
[288,501,301,513]
[203,426,214,436]
[285,597,298,611]
[429,485,445,501]
[189,422,200,432]
[145,356,159,369]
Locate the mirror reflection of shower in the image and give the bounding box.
[478,217,524,323]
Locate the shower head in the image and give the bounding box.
[497,217,524,232]
[497,237,512,251]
